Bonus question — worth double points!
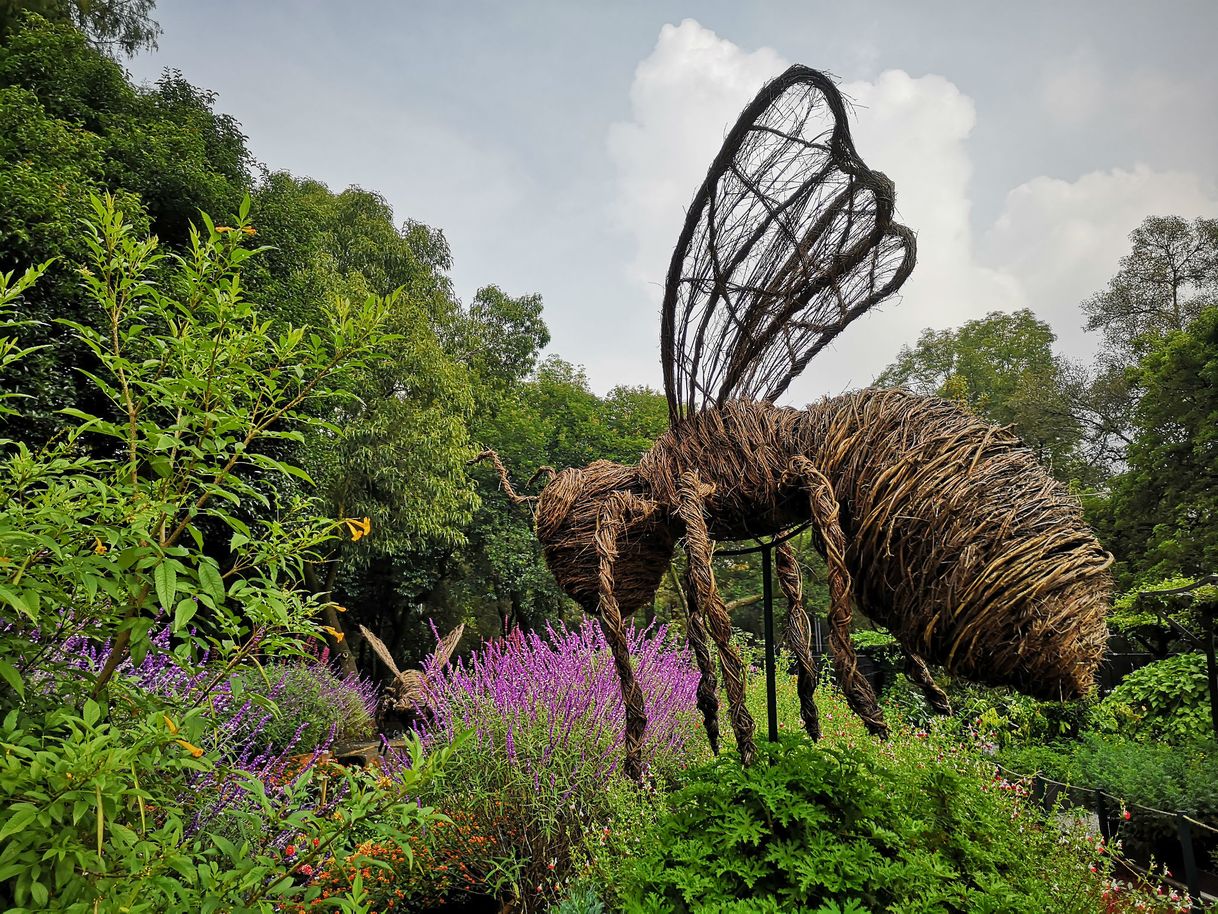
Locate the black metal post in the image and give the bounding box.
[1176,813,1203,913]
[1094,791,1112,844]
[762,543,778,743]
[1203,605,1218,742]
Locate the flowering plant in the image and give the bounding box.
[411,620,703,911]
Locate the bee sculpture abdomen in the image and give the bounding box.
[797,388,1113,700]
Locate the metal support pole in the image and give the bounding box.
[1176,813,1203,913]
[762,543,778,743]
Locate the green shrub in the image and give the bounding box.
[227,660,376,755]
[1002,733,1218,870]
[1097,653,1216,744]
[0,196,449,912]
[551,885,607,914]
[616,734,1120,914]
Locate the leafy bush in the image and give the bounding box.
[551,884,607,914]
[616,734,1131,914]
[226,655,377,755]
[0,197,458,912]
[1077,735,1218,862]
[942,681,1094,750]
[1097,653,1216,744]
[1002,732,1218,871]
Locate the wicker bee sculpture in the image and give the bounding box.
[476,66,1113,780]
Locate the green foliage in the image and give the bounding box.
[1,2,160,56]
[1097,653,1215,745]
[226,662,375,755]
[1096,306,1218,583]
[0,197,471,911]
[1107,574,1201,636]
[617,735,1115,914]
[0,15,252,438]
[943,682,1094,749]
[1083,216,1218,365]
[0,698,454,912]
[551,884,607,914]
[850,629,897,651]
[0,195,396,696]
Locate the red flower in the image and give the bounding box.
[285,845,297,856]
[300,864,314,877]
[1123,810,1131,821]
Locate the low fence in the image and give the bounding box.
[994,760,1218,912]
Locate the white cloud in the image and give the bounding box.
[607,20,1218,404]
[607,19,786,288]
[981,165,1218,357]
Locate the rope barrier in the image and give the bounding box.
[991,759,1218,834]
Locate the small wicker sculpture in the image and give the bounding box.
[359,623,464,730]
[477,66,1113,780]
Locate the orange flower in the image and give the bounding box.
[215,226,234,233]
[321,625,345,643]
[175,739,204,757]
[240,225,257,236]
[342,516,372,541]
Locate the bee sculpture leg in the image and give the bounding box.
[594,491,658,782]
[774,542,822,740]
[675,471,757,766]
[681,566,722,754]
[783,457,889,739]
[901,648,952,715]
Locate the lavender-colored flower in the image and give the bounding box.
[420,619,701,782]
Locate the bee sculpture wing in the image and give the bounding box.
[661,65,916,422]
[358,624,403,679]
[431,623,465,669]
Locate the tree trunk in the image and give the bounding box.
[305,561,357,676]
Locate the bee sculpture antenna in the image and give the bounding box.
[470,449,539,506]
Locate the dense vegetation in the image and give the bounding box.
[1,7,1216,913]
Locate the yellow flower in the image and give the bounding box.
[93,536,108,555]
[163,715,178,734]
[175,739,204,758]
[215,226,234,234]
[342,516,372,541]
[240,225,257,236]
[332,603,349,613]
[321,625,345,643]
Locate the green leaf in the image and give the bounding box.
[154,561,178,611]
[0,803,37,842]
[0,658,24,700]
[198,561,225,606]
[173,598,197,634]
[0,586,32,621]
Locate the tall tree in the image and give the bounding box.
[1096,305,1218,585]
[1083,216,1218,364]
[1,2,160,56]
[1074,217,1218,474]
[0,16,251,438]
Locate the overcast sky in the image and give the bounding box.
[126,1,1218,404]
